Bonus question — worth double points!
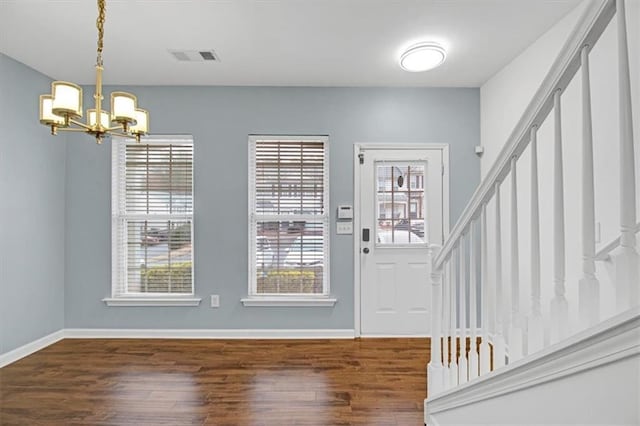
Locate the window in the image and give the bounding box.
[245,135,334,306]
[106,135,199,306]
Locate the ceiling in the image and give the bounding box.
[0,0,581,87]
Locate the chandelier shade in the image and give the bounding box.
[130,109,149,135]
[38,0,149,144]
[110,92,137,126]
[51,82,83,119]
[88,109,111,128]
[39,95,66,127]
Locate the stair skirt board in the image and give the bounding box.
[425,308,640,426]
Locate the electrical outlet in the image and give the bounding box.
[210,294,220,308]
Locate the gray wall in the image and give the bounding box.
[65,85,479,329]
[0,54,66,354]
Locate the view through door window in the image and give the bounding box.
[376,163,426,245]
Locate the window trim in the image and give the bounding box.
[103,297,201,307]
[245,135,332,305]
[107,135,198,307]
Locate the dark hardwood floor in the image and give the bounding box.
[0,338,430,425]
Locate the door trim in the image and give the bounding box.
[352,143,450,337]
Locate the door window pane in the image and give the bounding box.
[375,163,426,245]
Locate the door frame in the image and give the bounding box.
[352,143,450,337]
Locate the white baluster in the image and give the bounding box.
[529,126,544,353]
[493,182,506,368]
[551,89,569,343]
[469,219,479,379]
[442,258,451,390]
[616,0,639,309]
[479,203,492,375]
[450,248,459,386]
[428,259,444,396]
[579,45,600,328]
[509,157,524,361]
[458,233,468,384]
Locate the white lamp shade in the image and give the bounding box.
[39,95,65,126]
[130,108,149,134]
[400,43,446,72]
[111,92,137,124]
[87,109,111,129]
[51,81,83,118]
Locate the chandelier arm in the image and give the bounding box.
[57,127,95,133]
[110,131,134,138]
[68,119,93,130]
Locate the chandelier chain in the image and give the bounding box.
[96,0,106,66]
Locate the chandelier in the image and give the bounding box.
[38,0,148,144]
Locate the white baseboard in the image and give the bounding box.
[0,330,64,368]
[360,334,430,338]
[1,328,355,367]
[63,328,356,339]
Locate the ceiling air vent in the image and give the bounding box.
[168,49,220,62]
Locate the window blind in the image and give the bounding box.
[249,136,329,296]
[112,136,194,297]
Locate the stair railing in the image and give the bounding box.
[427,0,638,396]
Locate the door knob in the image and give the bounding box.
[362,247,370,254]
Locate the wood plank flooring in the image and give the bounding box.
[0,338,430,425]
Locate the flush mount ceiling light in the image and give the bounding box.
[39,0,149,144]
[399,42,446,72]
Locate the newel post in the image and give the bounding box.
[428,245,444,396]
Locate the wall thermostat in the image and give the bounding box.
[337,205,353,220]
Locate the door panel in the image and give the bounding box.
[359,147,444,335]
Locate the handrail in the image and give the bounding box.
[595,222,640,261]
[433,0,615,269]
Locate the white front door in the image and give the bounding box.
[359,147,445,336]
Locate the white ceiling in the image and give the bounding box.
[0,0,581,87]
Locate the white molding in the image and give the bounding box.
[424,406,442,426]
[103,297,201,307]
[240,297,337,307]
[64,328,355,339]
[353,144,362,337]
[0,330,64,368]
[361,334,430,338]
[433,0,616,269]
[441,144,451,239]
[355,143,450,151]
[426,308,640,415]
[353,143,451,338]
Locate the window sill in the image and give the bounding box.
[241,296,337,307]
[103,297,202,307]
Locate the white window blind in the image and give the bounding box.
[111,136,194,298]
[248,136,330,297]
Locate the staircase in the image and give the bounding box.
[425,0,640,424]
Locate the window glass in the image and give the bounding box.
[375,163,426,245]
